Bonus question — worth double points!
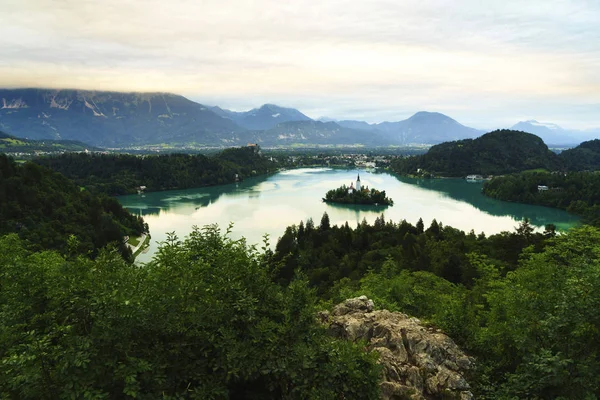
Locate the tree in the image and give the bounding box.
[319,212,331,231]
[416,218,424,234]
[481,226,600,398]
[0,228,382,399]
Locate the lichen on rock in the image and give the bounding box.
[322,296,474,400]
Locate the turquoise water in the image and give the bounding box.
[118,168,580,263]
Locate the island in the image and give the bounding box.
[323,174,394,206]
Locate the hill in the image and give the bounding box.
[391,129,562,177]
[0,88,242,147]
[559,139,600,171]
[0,130,96,153]
[0,154,145,257]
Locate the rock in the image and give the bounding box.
[324,296,474,400]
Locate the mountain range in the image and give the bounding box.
[0,88,597,148]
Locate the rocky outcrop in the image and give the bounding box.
[320,296,474,400]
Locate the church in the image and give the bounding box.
[347,174,362,194]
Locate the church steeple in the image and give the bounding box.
[356,174,361,191]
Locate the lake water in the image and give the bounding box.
[118,168,580,263]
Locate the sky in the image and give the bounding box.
[1,0,599,129]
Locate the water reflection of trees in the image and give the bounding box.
[122,175,271,216]
[402,177,579,228]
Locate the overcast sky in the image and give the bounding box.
[1,0,599,129]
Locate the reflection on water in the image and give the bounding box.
[396,176,576,229]
[118,168,580,263]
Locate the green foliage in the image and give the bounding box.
[272,217,600,398]
[0,154,145,258]
[559,139,600,171]
[0,227,381,399]
[478,226,600,398]
[483,171,600,225]
[34,146,276,195]
[272,216,544,297]
[391,129,562,177]
[323,185,393,205]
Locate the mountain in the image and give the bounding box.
[391,129,562,177]
[337,120,378,131]
[0,89,242,147]
[511,120,574,145]
[324,112,483,144]
[243,120,386,146]
[510,120,600,145]
[214,104,312,130]
[375,111,482,144]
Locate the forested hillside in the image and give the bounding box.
[559,139,600,171]
[391,129,562,177]
[483,171,600,225]
[0,154,146,258]
[271,214,600,398]
[35,146,276,195]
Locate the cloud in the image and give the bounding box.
[0,0,599,128]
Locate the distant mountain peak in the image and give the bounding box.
[408,111,458,123]
[229,103,312,130]
[516,120,563,131]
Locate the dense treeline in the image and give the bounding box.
[272,213,549,295]
[35,146,276,195]
[323,185,393,205]
[391,130,562,177]
[557,139,600,171]
[0,154,146,258]
[0,227,381,399]
[483,171,600,225]
[271,214,600,398]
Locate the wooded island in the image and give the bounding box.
[323,174,393,206]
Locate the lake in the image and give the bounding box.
[118,168,580,263]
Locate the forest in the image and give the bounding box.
[34,146,277,195]
[0,154,146,259]
[559,139,600,171]
[3,139,600,398]
[483,171,600,226]
[2,211,600,398]
[390,130,562,177]
[0,227,381,399]
[271,213,600,398]
[391,134,600,179]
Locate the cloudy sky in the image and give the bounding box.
[1,0,599,129]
